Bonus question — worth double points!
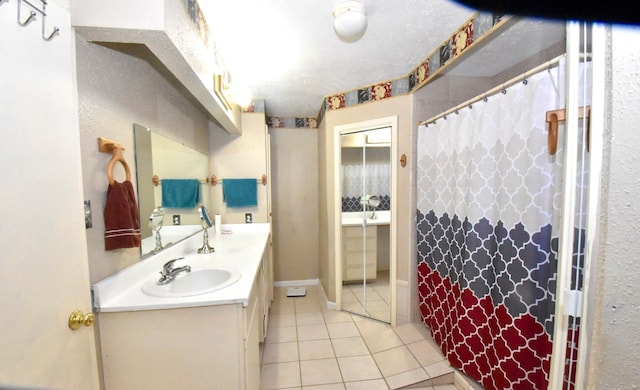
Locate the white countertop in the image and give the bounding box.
[92,223,270,312]
[341,210,391,227]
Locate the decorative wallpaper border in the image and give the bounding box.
[257,11,508,129]
[182,0,210,47]
[320,12,507,118]
[267,116,319,129]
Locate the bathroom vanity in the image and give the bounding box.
[92,224,272,390]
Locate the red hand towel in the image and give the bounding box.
[104,180,141,250]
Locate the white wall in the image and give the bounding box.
[588,25,640,388]
[0,1,99,387]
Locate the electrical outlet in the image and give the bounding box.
[173,215,181,225]
[245,213,253,224]
[84,200,92,229]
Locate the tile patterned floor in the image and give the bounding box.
[342,270,392,323]
[260,285,457,390]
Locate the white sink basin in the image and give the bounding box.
[141,267,241,298]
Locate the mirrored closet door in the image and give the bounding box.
[340,127,392,323]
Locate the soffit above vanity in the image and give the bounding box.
[71,0,242,135]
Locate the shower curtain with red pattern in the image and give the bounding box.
[416,65,567,389]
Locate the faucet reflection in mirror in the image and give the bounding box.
[133,124,212,258]
[149,207,165,254]
[197,205,215,254]
[360,194,380,219]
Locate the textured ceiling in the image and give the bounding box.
[200,1,565,118]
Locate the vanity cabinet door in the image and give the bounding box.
[245,300,261,390]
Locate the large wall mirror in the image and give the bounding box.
[340,126,392,323]
[133,124,211,257]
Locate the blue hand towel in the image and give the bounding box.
[223,178,257,208]
[161,179,200,208]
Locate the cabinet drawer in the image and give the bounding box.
[344,238,376,252]
[345,251,376,266]
[344,226,377,239]
[344,265,377,281]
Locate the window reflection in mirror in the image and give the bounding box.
[133,124,211,257]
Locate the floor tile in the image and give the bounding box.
[363,328,403,354]
[384,367,429,389]
[393,323,427,345]
[269,313,297,328]
[303,384,346,390]
[424,360,454,378]
[297,312,326,326]
[300,358,343,386]
[407,339,445,367]
[271,299,296,314]
[299,339,335,360]
[372,345,421,378]
[298,324,330,341]
[364,300,390,312]
[266,326,298,343]
[295,299,323,313]
[323,310,354,324]
[354,319,390,336]
[337,355,383,382]
[331,337,370,357]
[328,322,361,339]
[432,385,458,390]
[262,341,299,364]
[263,293,457,390]
[344,379,389,390]
[260,361,301,389]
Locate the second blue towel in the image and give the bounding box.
[223,178,257,208]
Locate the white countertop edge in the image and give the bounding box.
[92,223,270,313]
[97,297,249,313]
[341,210,391,226]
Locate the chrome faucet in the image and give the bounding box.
[157,257,191,285]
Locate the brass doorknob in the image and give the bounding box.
[68,310,95,330]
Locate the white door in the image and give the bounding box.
[0,2,99,389]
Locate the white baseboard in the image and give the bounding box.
[274,279,320,287]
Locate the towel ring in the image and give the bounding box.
[106,147,132,185]
[99,137,132,185]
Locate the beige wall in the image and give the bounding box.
[75,39,212,283]
[209,112,270,224]
[270,128,319,282]
[318,95,413,308]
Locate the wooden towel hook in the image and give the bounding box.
[545,106,591,155]
[98,137,132,185]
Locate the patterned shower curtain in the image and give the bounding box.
[416,66,566,389]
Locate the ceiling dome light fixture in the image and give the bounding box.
[332,0,367,42]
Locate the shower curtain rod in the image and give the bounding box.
[418,54,566,127]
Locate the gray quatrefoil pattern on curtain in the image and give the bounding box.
[416,64,568,390]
